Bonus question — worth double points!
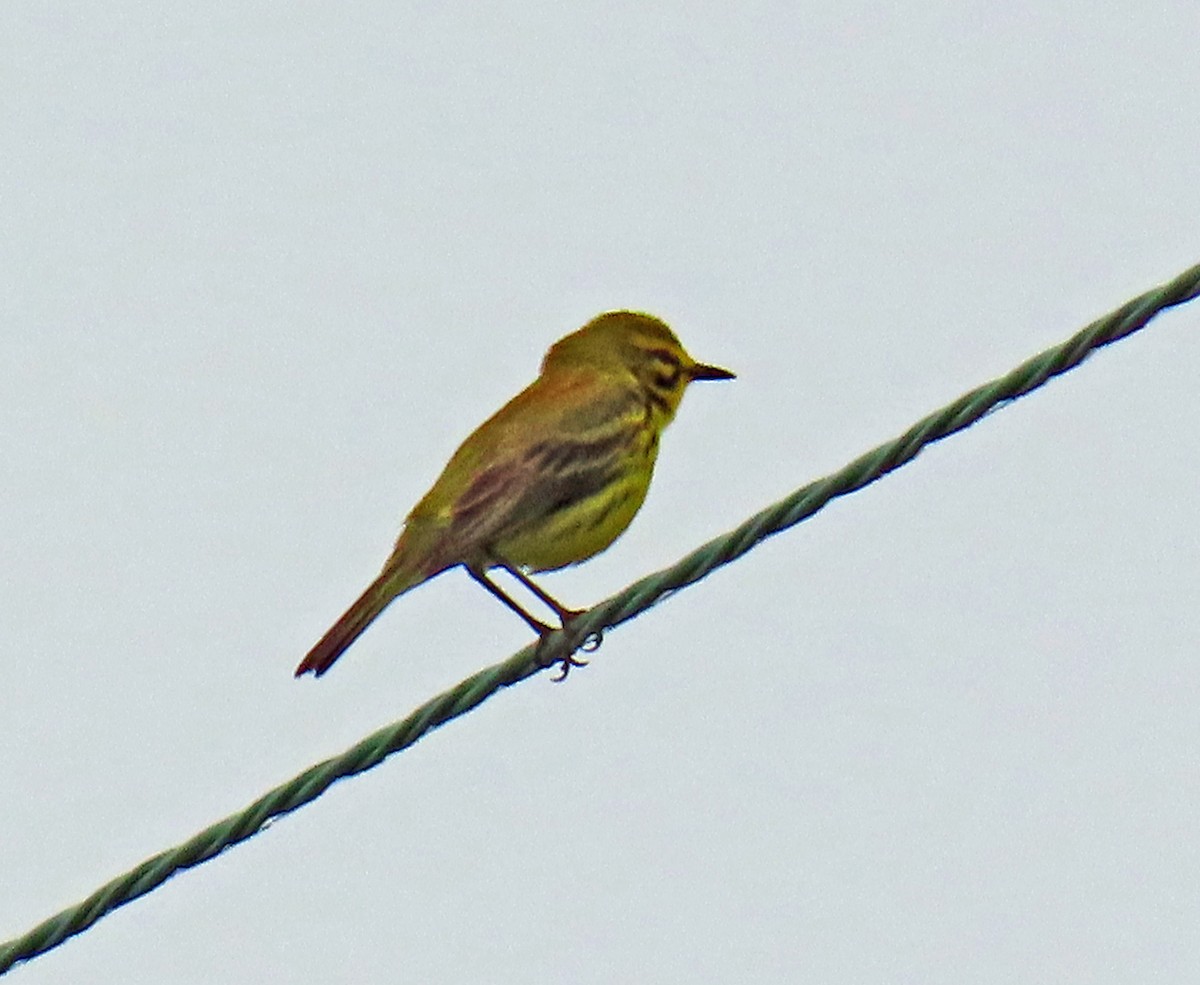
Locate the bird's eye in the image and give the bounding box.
[646,348,682,389]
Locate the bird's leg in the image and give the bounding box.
[466,566,555,635]
[479,560,595,681]
[496,562,598,681]
[496,563,584,625]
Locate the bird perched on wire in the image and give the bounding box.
[295,310,734,679]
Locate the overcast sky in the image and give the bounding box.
[3,3,1199,982]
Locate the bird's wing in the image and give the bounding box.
[442,373,644,560]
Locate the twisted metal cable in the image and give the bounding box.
[2,262,1197,975]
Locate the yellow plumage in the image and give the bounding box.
[295,310,733,678]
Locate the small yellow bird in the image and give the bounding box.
[295,310,734,678]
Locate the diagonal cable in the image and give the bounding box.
[1,261,1197,975]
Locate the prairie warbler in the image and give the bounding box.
[295,310,734,678]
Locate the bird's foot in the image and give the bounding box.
[549,650,590,683]
[535,611,603,682]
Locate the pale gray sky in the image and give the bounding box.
[3,3,1199,982]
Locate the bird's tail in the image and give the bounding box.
[294,561,424,678]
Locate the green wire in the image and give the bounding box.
[2,262,1197,975]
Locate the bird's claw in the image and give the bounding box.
[536,623,603,682]
[549,651,590,683]
[579,630,603,653]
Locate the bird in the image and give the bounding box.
[294,310,734,678]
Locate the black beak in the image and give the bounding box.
[688,362,736,382]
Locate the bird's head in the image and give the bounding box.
[542,311,734,419]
